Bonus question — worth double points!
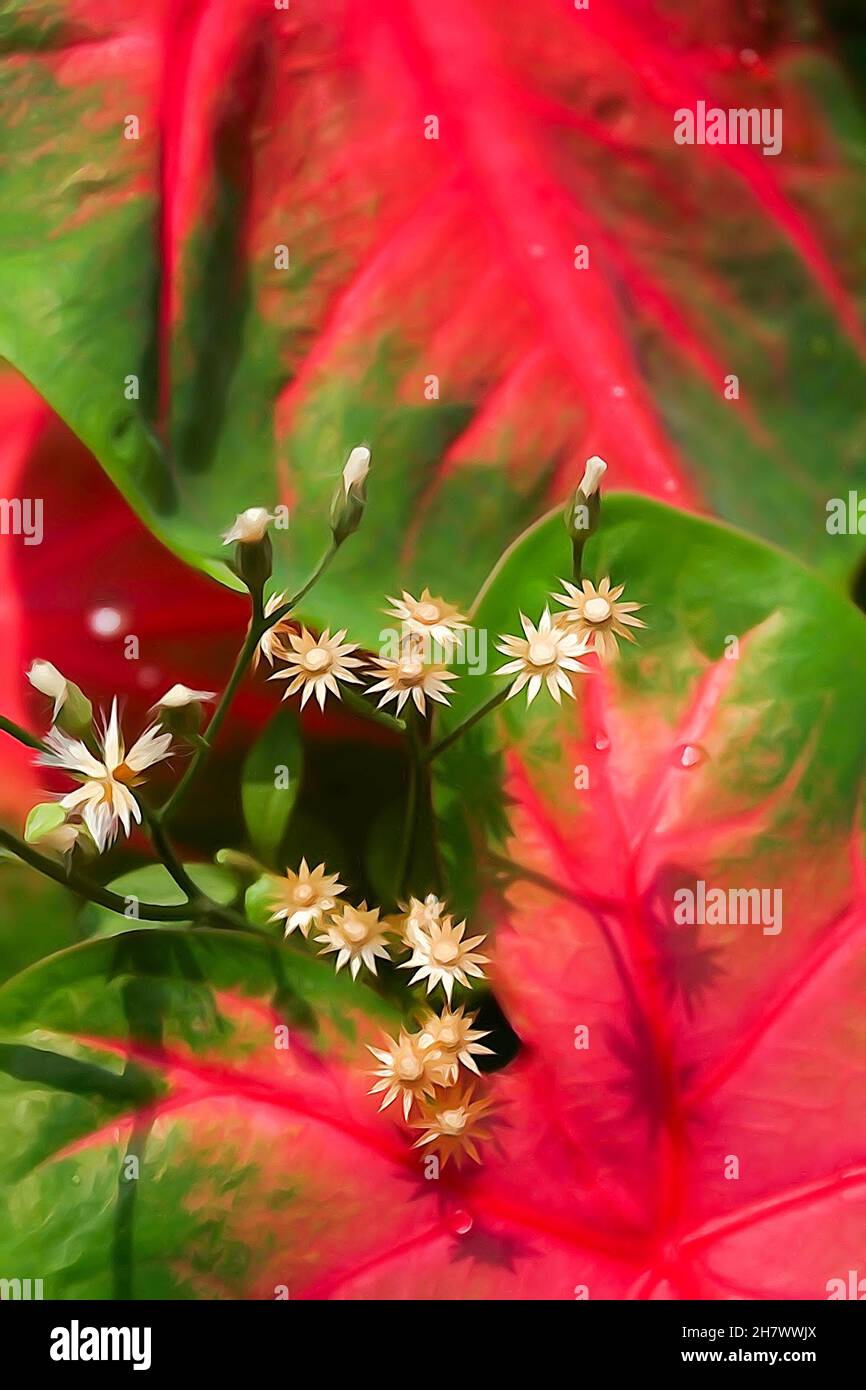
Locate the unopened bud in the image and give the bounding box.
[24,803,80,855]
[215,848,263,875]
[150,684,215,736]
[222,507,274,545]
[330,446,370,545]
[27,659,92,735]
[565,455,607,578]
[223,507,275,597]
[578,455,607,499]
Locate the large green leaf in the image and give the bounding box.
[0,927,398,1297]
[438,490,866,932]
[3,0,866,635]
[0,864,82,983]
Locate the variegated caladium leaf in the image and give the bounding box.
[1,0,866,640]
[2,497,865,1298]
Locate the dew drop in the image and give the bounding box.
[447,1207,474,1236]
[87,605,124,638]
[594,733,610,753]
[677,743,707,769]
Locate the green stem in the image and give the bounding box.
[398,744,419,898]
[138,801,202,902]
[160,622,260,822]
[0,714,43,752]
[572,536,585,583]
[160,545,340,824]
[0,827,196,921]
[425,684,511,762]
[267,542,338,626]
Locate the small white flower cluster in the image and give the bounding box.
[260,587,465,714]
[224,452,644,717]
[267,869,488,992]
[267,869,495,1166]
[256,573,644,715]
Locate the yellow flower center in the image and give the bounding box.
[304,646,330,671]
[401,656,425,681]
[528,637,557,667]
[439,1025,458,1047]
[583,596,612,624]
[397,1054,423,1081]
[343,917,368,944]
[431,939,460,965]
[416,601,440,623]
[294,883,315,904]
[112,762,138,787]
[440,1108,467,1133]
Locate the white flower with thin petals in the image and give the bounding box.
[367,1028,446,1120]
[37,699,172,853]
[416,1006,493,1080]
[342,446,370,495]
[400,916,488,1002]
[27,660,69,718]
[552,576,646,664]
[222,507,275,545]
[255,592,295,668]
[267,858,345,937]
[150,684,216,711]
[578,455,607,497]
[367,644,457,716]
[496,608,591,705]
[411,1082,495,1168]
[384,588,468,649]
[316,902,391,980]
[400,893,448,949]
[270,626,363,710]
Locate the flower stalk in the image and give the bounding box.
[425,685,511,762]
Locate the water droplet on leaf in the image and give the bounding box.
[447,1207,473,1236]
[677,744,707,769]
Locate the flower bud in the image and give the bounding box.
[24,803,81,855]
[27,659,92,735]
[565,455,607,578]
[223,507,275,597]
[222,507,274,545]
[215,848,263,876]
[150,684,216,736]
[578,455,607,499]
[330,446,370,545]
[24,801,67,843]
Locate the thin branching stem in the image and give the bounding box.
[160,544,340,823]
[0,714,44,752]
[425,684,511,762]
[0,827,195,920]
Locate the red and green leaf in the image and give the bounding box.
[3,497,866,1298]
[1,0,866,639]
